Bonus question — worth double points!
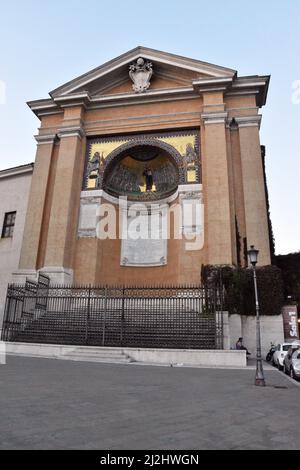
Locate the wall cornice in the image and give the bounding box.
[26,59,270,119]
[193,77,233,93]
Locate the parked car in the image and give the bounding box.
[283,343,300,379]
[289,350,300,381]
[272,342,296,370]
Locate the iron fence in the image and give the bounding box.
[1,283,224,349]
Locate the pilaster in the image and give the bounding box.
[42,107,86,283]
[228,120,247,266]
[18,133,57,272]
[201,92,234,265]
[236,116,271,266]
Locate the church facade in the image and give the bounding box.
[13,47,271,286]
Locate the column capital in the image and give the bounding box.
[235,115,262,129]
[34,133,57,145]
[201,112,228,125]
[57,126,85,140]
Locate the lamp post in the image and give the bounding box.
[247,245,266,387]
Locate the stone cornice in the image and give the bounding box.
[53,87,198,109]
[88,91,199,110]
[193,77,233,93]
[53,92,91,109]
[27,99,62,118]
[91,86,196,102]
[28,87,199,118]
[193,75,269,108]
[228,76,270,107]
[81,189,180,207]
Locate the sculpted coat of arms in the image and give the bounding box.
[129,58,153,93]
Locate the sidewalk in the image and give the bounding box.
[0,355,299,450]
[246,357,277,370]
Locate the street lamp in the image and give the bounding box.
[247,245,266,387]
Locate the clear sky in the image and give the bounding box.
[0,0,299,255]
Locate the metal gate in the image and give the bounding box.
[1,284,224,349]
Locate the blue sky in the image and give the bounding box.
[0,0,299,255]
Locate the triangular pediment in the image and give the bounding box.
[50,46,237,98]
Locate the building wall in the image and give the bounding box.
[15,80,271,286]
[0,169,33,328]
[74,194,204,286]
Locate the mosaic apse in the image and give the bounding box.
[83,130,200,201]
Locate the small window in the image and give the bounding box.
[1,212,16,238]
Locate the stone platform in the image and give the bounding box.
[3,342,246,368]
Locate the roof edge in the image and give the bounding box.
[0,163,34,178]
[49,46,237,98]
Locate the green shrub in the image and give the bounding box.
[201,264,284,316]
[276,252,300,303]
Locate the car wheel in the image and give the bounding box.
[290,368,295,380]
[278,361,283,371]
[283,363,288,375]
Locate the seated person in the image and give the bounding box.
[236,337,251,356]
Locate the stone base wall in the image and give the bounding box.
[228,313,284,358]
[3,342,247,368]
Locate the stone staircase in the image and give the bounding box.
[11,306,218,350]
[58,346,134,364]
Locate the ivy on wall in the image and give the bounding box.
[276,252,300,304]
[201,264,284,316]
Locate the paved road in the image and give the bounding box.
[0,356,299,450]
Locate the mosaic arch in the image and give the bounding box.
[83,130,201,201]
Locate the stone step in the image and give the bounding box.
[68,346,128,353]
[65,350,127,358]
[60,354,133,364]
[59,347,133,364]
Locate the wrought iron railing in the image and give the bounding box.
[1,283,224,349]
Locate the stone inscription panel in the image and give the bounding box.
[120,210,167,267]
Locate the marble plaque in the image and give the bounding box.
[78,199,99,237]
[120,210,167,267]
